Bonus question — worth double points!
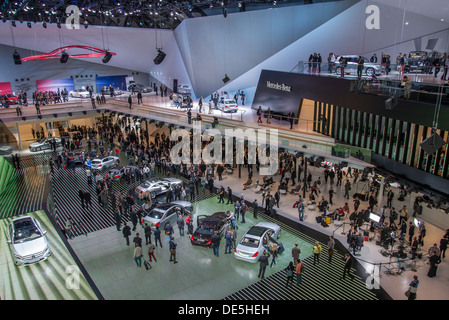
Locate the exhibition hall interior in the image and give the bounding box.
[0,0,448,301]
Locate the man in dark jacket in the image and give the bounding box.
[211,231,221,257]
[226,187,233,205]
[342,253,354,280]
[122,223,131,246]
[79,188,85,209]
[258,251,270,279]
[144,223,152,245]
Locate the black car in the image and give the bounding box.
[190,212,228,247]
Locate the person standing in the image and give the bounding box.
[292,243,301,266]
[176,214,185,236]
[154,226,162,248]
[226,186,233,205]
[257,106,263,123]
[114,207,122,231]
[133,243,143,268]
[133,233,143,247]
[344,180,351,199]
[65,218,75,240]
[169,236,178,264]
[128,95,132,109]
[357,56,364,78]
[297,200,304,222]
[122,223,131,246]
[295,259,303,285]
[211,231,221,257]
[253,199,259,219]
[224,230,233,254]
[137,91,142,104]
[130,206,138,231]
[313,241,322,265]
[411,236,419,260]
[148,242,157,262]
[328,236,335,263]
[285,261,295,287]
[288,110,294,130]
[440,235,448,259]
[144,223,152,245]
[342,253,354,280]
[258,251,270,280]
[78,188,85,209]
[164,221,174,242]
[407,275,419,300]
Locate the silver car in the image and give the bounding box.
[209,98,239,113]
[135,177,183,199]
[29,138,61,152]
[143,201,193,227]
[91,156,120,171]
[334,55,382,77]
[234,222,281,263]
[6,216,51,266]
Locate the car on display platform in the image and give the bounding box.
[0,144,13,155]
[234,222,281,263]
[69,88,91,98]
[2,93,19,105]
[178,94,193,108]
[209,98,239,113]
[91,156,120,171]
[100,86,124,96]
[334,55,383,77]
[135,177,183,199]
[128,83,152,93]
[143,201,193,227]
[106,165,139,181]
[6,216,51,266]
[190,212,228,247]
[29,138,62,152]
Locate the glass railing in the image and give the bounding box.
[291,60,449,106]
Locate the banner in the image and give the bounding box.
[36,78,75,93]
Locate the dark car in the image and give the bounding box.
[107,165,139,181]
[404,51,428,73]
[190,211,228,247]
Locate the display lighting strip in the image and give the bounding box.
[20,45,116,62]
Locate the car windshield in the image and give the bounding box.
[13,221,42,244]
[239,236,260,248]
[147,209,165,219]
[246,226,268,237]
[223,100,235,104]
[409,52,426,59]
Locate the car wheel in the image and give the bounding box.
[38,147,42,151]
[14,259,20,266]
[365,67,375,77]
[277,229,282,239]
[335,67,342,75]
[150,191,157,199]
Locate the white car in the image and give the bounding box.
[91,156,120,171]
[334,55,383,77]
[143,201,193,227]
[69,88,91,98]
[234,222,281,263]
[6,216,51,266]
[209,98,239,113]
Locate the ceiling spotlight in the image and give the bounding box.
[102,51,112,63]
[60,51,69,63]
